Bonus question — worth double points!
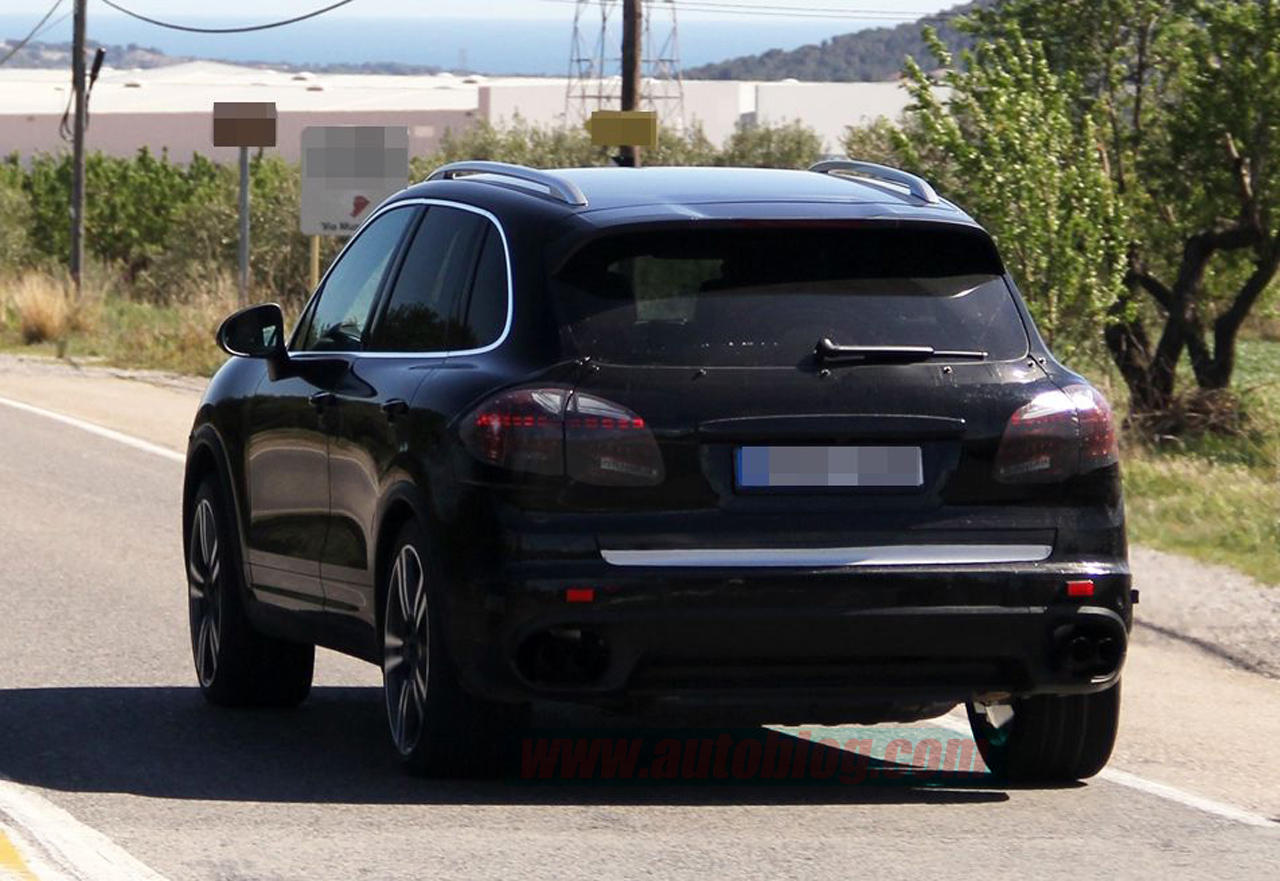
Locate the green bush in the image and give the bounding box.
[0,157,31,274]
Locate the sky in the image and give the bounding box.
[0,0,954,25]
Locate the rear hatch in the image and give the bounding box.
[463,222,1115,560]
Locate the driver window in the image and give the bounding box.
[297,206,416,351]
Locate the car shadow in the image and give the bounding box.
[0,686,1072,805]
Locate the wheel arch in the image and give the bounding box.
[184,423,251,593]
[372,482,435,638]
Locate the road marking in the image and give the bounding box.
[0,778,170,881]
[0,826,43,881]
[0,396,185,464]
[931,713,1277,830]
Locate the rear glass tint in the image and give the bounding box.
[551,226,1028,367]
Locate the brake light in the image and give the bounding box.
[461,386,665,487]
[994,384,1118,483]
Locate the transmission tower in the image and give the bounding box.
[565,1,685,130]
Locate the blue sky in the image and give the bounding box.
[0,0,953,24]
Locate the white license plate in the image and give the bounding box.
[735,445,923,489]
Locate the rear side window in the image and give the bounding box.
[551,226,1027,367]
[369,206,489,352]
[455,227,509,351]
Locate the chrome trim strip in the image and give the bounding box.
[289,197,514,359]
[600,544,1053,568]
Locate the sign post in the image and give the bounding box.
[300,126,409,288]
[213,102,278,305]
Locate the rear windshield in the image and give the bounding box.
[551,226,1028,367]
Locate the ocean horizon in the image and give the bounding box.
[1,14,864,76]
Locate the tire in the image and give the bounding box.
[967,682,1121,782]
[381,519,526,777]
[188,475,314,708]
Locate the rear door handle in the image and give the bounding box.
[309,391,336,411]
[381,398,409,421]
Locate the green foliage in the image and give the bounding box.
[716,120,824,168]
[866,29,1128,360]
[412,116,822,176]
[411,117,610,175]
[0,157,31,274]
[961,0,1280,415]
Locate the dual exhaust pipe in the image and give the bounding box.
[1054,620,1125,678]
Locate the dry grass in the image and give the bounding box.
[9,274,73,344]
[0,269,240,376]
[2,272,102,345]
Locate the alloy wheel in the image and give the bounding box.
[384,543,430,756]
[188,498,223,688]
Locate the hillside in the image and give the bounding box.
[684,1,989,82]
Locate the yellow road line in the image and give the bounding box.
[0,828,39,881]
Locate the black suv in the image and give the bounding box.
[185,160,1130,780]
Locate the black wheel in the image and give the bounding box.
[381,519,525,777]
[188,476,314,707]
[967,682,1121,782]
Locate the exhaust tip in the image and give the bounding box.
[516,626,611,687]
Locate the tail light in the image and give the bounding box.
[994,384,1118,483]
[461,386,665,487]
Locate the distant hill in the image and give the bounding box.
[0,38,440,76]
[684,1,990,82]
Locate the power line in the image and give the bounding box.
[0,0,66,67]
[97,0,358,34]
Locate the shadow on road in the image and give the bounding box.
[0,686,1043,805]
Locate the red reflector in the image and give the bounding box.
[565,588,595,603]
[1066,580,1095,598]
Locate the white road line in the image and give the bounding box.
[1,822,75,881]
[0,396,185,464]
[0,778,171,881]
[931,712,1278,829]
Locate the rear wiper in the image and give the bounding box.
[814,338,988,364]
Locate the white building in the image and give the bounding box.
[0,61,920,162]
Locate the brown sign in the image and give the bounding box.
[212,102,278,148]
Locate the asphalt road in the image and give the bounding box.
[1,398,1278,880]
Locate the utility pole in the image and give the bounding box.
[620,0,642,167]
[238,147,250,305]
[70,0,87,296]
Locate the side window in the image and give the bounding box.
[456,226,509,351]
[370,206,490,352]
[297,207,416,351]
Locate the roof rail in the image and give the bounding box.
[809,159,939,204]
[426,161,589,207]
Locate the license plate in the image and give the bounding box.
[735,445,923,489]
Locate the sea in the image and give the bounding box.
[0,14,860,76]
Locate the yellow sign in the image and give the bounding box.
[585,110,659,148]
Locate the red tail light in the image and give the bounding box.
[994,384,1118,484]
[461,386,664,487]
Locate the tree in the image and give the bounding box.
[859,30,1128,361]
[966,0,1280,418]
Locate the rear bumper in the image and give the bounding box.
[445,556,1132,723]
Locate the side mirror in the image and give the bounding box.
[217,303,287,360]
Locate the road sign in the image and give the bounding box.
[585,110,658,149]
[212,102,277,148]
[301,126,409,236]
